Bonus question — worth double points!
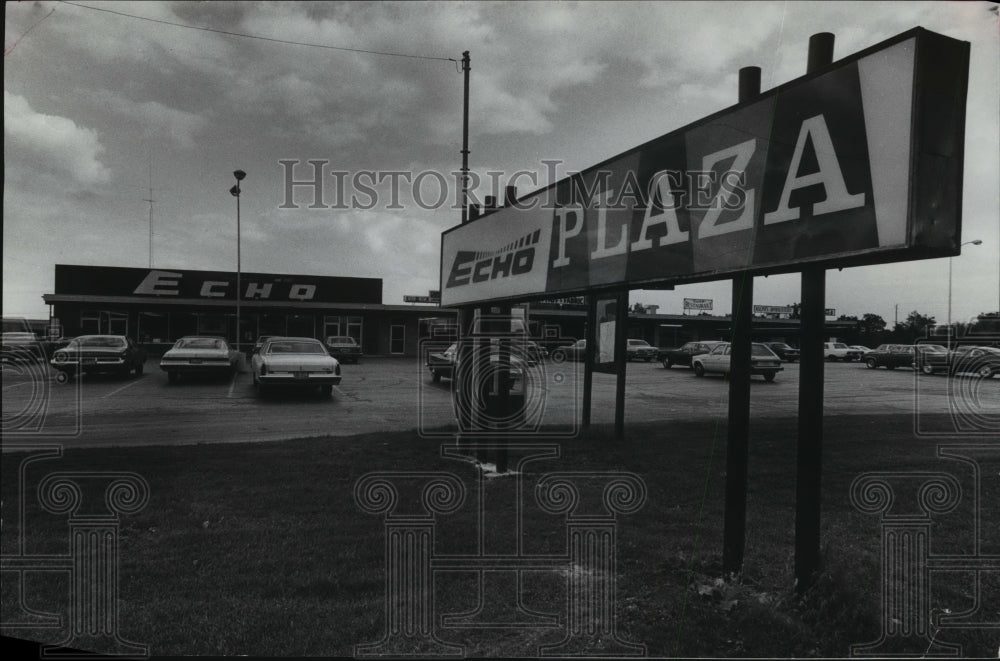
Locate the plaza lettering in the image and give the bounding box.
[552,114,866,269]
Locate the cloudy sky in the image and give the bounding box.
[4,1,998,328]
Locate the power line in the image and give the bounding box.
[58,1,458,64]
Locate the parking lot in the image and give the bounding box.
[2,356,997,449]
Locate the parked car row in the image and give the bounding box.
[41,334,345,397]
[864,343,999,378]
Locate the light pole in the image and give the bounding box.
[947,239,982,350]
[230,170,246,354]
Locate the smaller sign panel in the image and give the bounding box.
[825,308,836,317]
[684,298,714,311]
[404,295,440,304]
[754,305,793,315]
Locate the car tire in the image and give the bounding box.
[886,364,896,370]
[693,363,705,377]
[921,364,935,376]
[551,350,565,363]
[866,358,877,369]
[320,384,333,397]
[977,365,994,379]
[763,372,776,382]
[432,371,441,383]
[644,357,652,362]
[134,362,144,376]
[168,371,179,383]
[663,359,672,369]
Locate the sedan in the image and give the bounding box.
[50,335,146,378]
[691,342,783,382]
[1,331,48,366]
[426,341,526,384]
[325,335,362,364]
[551,339,587,362]
[159,336,238,383]
[251,337,342,396]
[626,339,658,362]
[765,342,800,362]
[919,345,1000,378]
[659,341,725,369]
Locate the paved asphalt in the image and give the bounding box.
[2,355,997,449]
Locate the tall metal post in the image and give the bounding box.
[460,51,471,225]
[230,170,246,353]
[795,30,835,594]
[722,65,761,577]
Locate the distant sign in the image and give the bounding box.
[753,305,836,316]
[684,298,714,311]
[404,295,440,304]
[754,305,793,315]
[440,29,968,307]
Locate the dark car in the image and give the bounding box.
[159,336,238,382]
[626,338,658,362]
[765,342,800,362]
[425,341,526,383]
[658,341,726,369]
[865,344,947,370]
[50,335,146,378]
[551,339,587,362]
[1,331,49,366]
[919,345,1000,378]
[325,335,362,363]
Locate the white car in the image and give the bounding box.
[251,336,342,396]
[823,342,863,361]
[692,342,783,382]
[159,336,238,383]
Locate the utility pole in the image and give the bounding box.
[143,159,155,268]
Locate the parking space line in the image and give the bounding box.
[228,372,241,398]
[103,379,142,399]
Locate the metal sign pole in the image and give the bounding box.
[722,65,761,578]
[795,31,835,594]
[614,292,628,439]
[582,295,596,429]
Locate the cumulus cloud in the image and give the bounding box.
[3,91,111,184]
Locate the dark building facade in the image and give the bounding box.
[43,265,440,356]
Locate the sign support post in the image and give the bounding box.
[795,32,834,594]
[614,292,628,439]
[722,65,761,578]
[582,295,596,429]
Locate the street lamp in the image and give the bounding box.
[947,238,982,350]
[230,170,246,354]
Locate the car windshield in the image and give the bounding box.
[628,340,650,346]
[752,344,777,357]
[328,336,356,345]
[70,336,126,348]
[266,340,327,355]
[920,344,948,352]
[176,338,225,349]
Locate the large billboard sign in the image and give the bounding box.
[441,29,968,307]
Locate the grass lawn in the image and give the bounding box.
[2,413,996,657]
